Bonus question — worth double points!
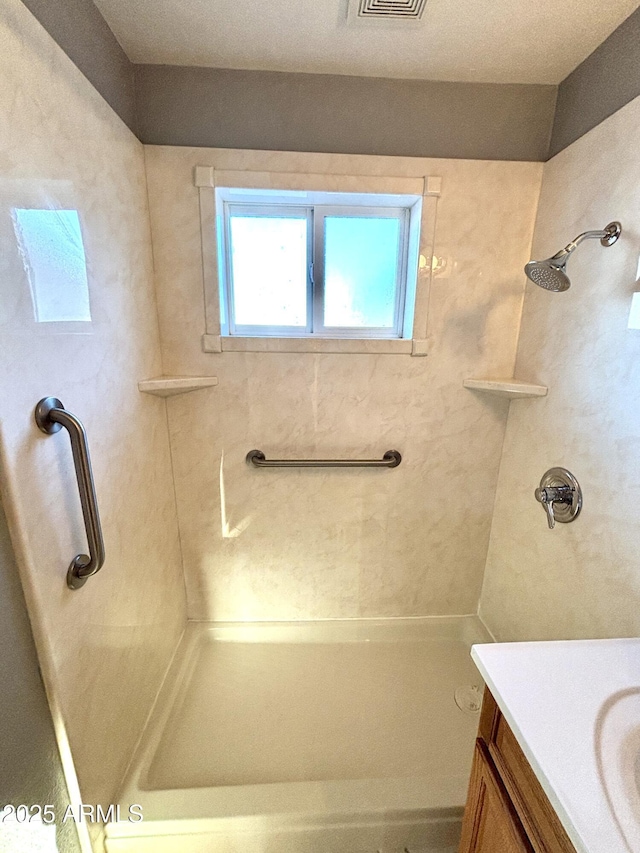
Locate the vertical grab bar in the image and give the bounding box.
[35,397,105,590]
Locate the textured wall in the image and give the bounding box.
[16,0,640,163]
[550,4,640,157]
[135,66,556,162]
[19,0,136,131]
[145,146,542,621]
[480,93,640,641]
[0,0,186,808]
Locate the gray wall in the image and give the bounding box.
[18,0,640,162]
[550,4,640,157]
[19,0,136,132]
[0,499,80,852]
[134,65,556,161]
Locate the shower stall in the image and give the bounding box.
[9,385,491,853]
[105,618,489,852]
[1,4,548,849]
[26,392,489,851]
[5,0,640,850]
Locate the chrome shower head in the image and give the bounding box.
[524,221,621,292]
[524,252,571,292]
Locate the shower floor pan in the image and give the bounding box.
[106,616,490,853]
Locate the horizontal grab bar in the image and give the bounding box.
[246,449,402,469]
[35,397,105,590]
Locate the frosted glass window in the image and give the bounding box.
[12,208,91,323]
[219,192,415,339]
[324,217,401,328]
[228,213,309,329]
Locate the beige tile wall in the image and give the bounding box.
[480,94,640,641]
[145,146,542,620]
[0,0,186,809]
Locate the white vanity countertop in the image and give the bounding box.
[472,639,640,853]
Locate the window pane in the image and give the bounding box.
[12,208,91,322]
[323,216,400,328]
[230,214,308,328]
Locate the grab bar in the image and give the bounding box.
[35,397,105,590]
[246,449,402,468]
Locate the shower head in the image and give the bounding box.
[524,252,571,292]
[524,221,621,292]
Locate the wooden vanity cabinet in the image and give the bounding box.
[459,689,577,853]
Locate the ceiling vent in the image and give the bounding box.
[348,0,428,24]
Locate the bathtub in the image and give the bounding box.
[105,617,490,853]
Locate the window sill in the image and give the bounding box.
[202,334,417,355]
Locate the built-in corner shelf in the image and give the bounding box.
[463,378,548,399]
[138,376,219,398]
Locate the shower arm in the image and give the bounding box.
[559,222,621,256]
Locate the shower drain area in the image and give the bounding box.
[144,631,485,789]
[107,618,491,853]
[454,684,483,715]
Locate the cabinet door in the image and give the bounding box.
[459,740,533,853]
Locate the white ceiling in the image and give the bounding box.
[94,0,640,85]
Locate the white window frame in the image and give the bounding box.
[195,167,442,356]
[223,202,315,337]
[221,196,412,340]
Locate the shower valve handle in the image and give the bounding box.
[534,469,583,531]
[534,485,573,529]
